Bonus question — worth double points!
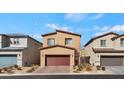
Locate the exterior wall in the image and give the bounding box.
[0,34,42,67]
[0,35,10,48]
[84,34,118,66]
[22,46,40,66]
[92,34,116,48]
[84,44,98,65]
[0,51,23,66]
[40,47,75,67]
[114,36,124,50]
[10,38,28,47]
[27,37,42,47]
[43,32,80,51]
[22,37,42,66]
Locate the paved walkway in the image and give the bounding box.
[33,66,124,74]
[33,66,70,73]
[106,66,124,74]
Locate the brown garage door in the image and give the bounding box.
[101,56,123,66]
[46,55,70,66]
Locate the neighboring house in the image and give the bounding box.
[40,29,81,67]
[84,32,124,66]
[0,34,42,67]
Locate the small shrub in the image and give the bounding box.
[7,69,15,74]
[86,65,92,71]
[73,70,79,73]
[79,64,83,69]
[102,67,106,71]
[17,67,22,70]
[14,65,19,68]
[3,67,8,71]
[96,65,101,70]
[76,65,83,71]
[81,62,87,67]
[26,68,35,73]
[0,69,5,73]
[73,65,76,69]
[9,66,15,70]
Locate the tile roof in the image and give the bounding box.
[42,29,81,37]
[93,48,124,53]
[84,32,119,47]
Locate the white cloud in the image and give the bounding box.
[93,25,100,30]
[94,25,124,36]
[90,13,104,20]
[110,25,124,32]
[46,23,71,31]
[31,34,41,39]
[64,13,88,22]
[94,31,110,36]
[46,24,58,30]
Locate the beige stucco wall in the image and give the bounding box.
[22,46,40,66]
[83,34,119,66]
[92,34,116,48]
[40,47,75,67]
[113,36,124,50]
[84,44,97,65]
[22,37,42,66]
[43,32,80,51]
[10,38,28,47]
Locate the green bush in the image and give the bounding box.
[102,67,106,71]
[96,65,101,70]
[14,65,19,68]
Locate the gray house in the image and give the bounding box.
[0,34,42,67]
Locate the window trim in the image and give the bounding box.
[11,38,20,45]
[65,38,72,46]
[15,38,20,45]
[100,40,106,47]
[120,38,124,47]
[47,38,55,46]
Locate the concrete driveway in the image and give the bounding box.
[33,66,70,73]
[106,66,124,74]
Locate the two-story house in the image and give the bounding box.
[84,32,124,66]
[40,29,81,67]
[0,34,42,67]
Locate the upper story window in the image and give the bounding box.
[47,38,55,46]
[100,40,106,47]
[11,38,20,45]
[120,38,124,46]
[65,38,72,45]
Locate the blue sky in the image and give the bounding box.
[0,13,124,47]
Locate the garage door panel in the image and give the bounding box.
[101,56,123,66]
[46,55,70,66]
[0,55,17,67]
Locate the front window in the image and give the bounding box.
[100,40,106,47]
[120,38,124,46]
[65,38,72,45]
[47,38,55,46]
[11,38,20,45]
